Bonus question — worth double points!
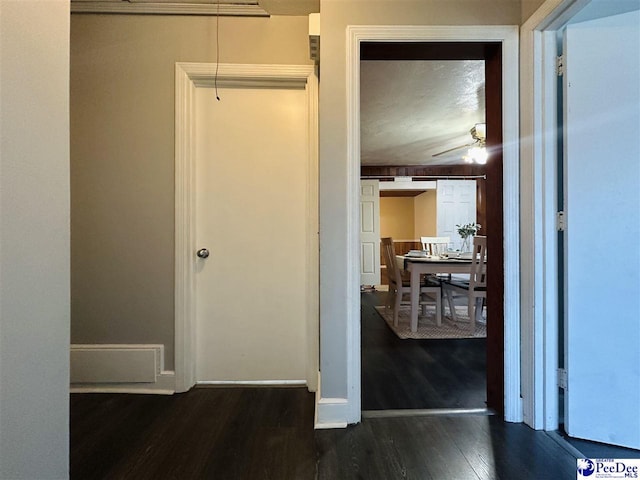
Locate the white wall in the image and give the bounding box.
[0,1,70,477]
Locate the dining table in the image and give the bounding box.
[395,254,474,332]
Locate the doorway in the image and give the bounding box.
[358,41,504,414]
[331,25,521,427]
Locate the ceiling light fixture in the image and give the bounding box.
[464,145,488,164]
[463,123,488,164]
[431,122,489,163]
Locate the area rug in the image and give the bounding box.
[374,305,487,340]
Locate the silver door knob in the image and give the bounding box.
[196,248,210,259]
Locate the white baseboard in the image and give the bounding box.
[70,372,175,395]
[314,372,348,429]
[70,344,175,394]
[196,380,307,387]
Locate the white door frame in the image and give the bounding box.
[173,63,319,393]
[520,0,594,430]
[346,26,522,423]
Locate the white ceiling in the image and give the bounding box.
[360,60,486,166]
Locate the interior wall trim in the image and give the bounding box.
[70,344,175,394]
[315,373,349,429]
[346,25,522,425]
[174,62,319,395]
[70,1,269,16]
[520,0,585,431]
[70,375,175,395]
[314,398,350,429]
[197,380,307,386]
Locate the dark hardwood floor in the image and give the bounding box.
[317,414,578,480]
[70,387,580,479]
[69,291,634,478]
[361,290,487,411]
[71,388,317,480]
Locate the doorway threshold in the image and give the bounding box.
[546,430,584,459]
[362,407,495,419]
[548,429,640,460]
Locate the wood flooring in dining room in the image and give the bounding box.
[361,290,487,411]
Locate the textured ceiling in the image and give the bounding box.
[360,60,486,166]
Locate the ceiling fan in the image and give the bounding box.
[432,123,487,163]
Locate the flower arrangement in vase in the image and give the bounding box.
[456,223,481,253]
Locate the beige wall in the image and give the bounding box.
[380,197,415,240]
[380,193,437,240]
[318,0,521,399]
[1,1,70,477]
[70,14,312,370]
[71,0,526,404]
[414,191,437,237]
[522,0,547,23]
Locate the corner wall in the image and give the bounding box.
[0,1,70,477]
[414,191,437,237]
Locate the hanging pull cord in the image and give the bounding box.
[215,0,221,101]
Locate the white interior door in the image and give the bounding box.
[563,9,640,449]
[360,180,380,286]
[436,179,477,250]
[194,83,311,383]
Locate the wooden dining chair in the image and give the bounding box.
[420,235,452,284]
[442,235,487,334]
[419,236,451,256]
[381,237,442,327]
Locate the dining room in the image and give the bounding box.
[358,41,504,415]
[360,168,490,414]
